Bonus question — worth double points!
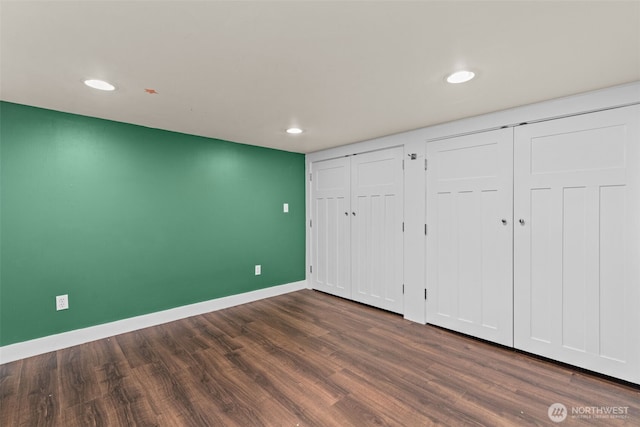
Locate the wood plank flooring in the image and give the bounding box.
[1,289,639,426]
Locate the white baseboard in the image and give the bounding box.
[0,280,307,364]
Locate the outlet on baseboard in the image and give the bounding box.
[255,265,261,275]
[56,294,69,311]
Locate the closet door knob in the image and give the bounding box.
[352,212,356,216]
[519,219,525,225]
[501,219,508,225]
[345,212,349,216]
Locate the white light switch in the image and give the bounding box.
[255,265,261,275]
[283,203,289,213]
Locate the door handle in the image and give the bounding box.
[345,212,348,216]
[519,219,525,226]
[501,219,508,225]
[352,212,356,216]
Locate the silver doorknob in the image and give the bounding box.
[519,219,525,225]
[352,212,356,216]
[501,219,508,225]
[345,212,348,216]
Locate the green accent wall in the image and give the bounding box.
[0,102,305,346]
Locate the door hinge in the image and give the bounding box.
[309,173,312,181]
[425,158,428,170]
[402,159,405,170]
[310,265,313,274]
[310,219,312,227]
[424,224,427,235]
[402,222,404,232]
[424,289,427,300]
[402,284,405,294]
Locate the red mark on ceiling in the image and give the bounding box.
[145,88,158,94]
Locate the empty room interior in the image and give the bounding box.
[2,1,640,426]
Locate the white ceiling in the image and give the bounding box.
[1,1,639,154]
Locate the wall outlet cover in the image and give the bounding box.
[56,294,69,311]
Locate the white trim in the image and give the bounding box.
[0,281,307,364]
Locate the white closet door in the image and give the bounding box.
[351,147,404,314]
[514,105,640,384]
[311,157,351,299]
[426,128,514,346]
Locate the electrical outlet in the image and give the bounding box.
[56,294,69,311]
[255,265,261,275]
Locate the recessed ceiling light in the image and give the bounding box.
[446,70,475,84]
[286,127,303,134]
[84,79,116,91]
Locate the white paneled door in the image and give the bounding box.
[350,147,404,314]
[311,157,351,299]
[310,147,404,314]
[514,105,640,383]
[426,128,514,346]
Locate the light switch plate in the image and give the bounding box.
[255,265,261,275]
[283,203,289,213]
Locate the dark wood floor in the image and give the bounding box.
[1,289,639,426]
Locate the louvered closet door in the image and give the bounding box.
[311,157,351,299]
[514,105,640,384]
[426,128,514,346]
[350,147,404,314]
